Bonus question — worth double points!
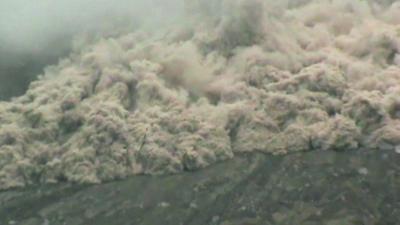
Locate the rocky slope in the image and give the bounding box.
[1,149,399,225]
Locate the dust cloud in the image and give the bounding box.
[1,0,400,190]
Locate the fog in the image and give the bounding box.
[1,0,400,190]
[0,0,183,99]
[0,0,185,49]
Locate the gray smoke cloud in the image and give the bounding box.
[1,0,400,190]
[0,0,183,99]
[0,0,184,50]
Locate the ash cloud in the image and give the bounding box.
[0,0,183,99]
[1,0,400,190]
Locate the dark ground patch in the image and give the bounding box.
[1,149,399,225]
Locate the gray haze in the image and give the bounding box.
[0,0,183,51]
[0,0,183,99]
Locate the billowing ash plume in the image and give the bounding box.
[1,0,400,190]
[0,0,183,99]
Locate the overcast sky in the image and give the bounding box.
[0,0,184,53]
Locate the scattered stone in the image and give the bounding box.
[158,202,170,208]
[358,167,369,175]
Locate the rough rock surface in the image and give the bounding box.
[1,149,399,225]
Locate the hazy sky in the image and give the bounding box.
[0,0,185,99]
[0,0,184,53]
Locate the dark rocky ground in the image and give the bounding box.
[1,149,399,225]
